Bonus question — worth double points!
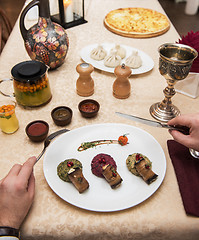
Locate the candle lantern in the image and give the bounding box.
[51,0,87,29]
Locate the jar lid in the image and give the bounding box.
[11,61,47,83]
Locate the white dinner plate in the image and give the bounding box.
[43,123,166,212]
[80,43,154,75]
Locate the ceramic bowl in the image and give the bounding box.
[78,99,100,118]
[51,106,73,126]
[25,120,49,142]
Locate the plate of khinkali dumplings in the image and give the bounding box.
[80,43,154,75]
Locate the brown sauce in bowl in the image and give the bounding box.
[52,108,71,120]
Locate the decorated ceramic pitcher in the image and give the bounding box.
[20,0,69,69]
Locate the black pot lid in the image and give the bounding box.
[11,60,47,83]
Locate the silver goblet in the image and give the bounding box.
[150,43,198,122]
[150,43,199,158]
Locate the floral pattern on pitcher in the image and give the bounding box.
[24,17,69,70]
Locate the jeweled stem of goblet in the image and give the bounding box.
[149,76,180,122]
[159,78,177,111]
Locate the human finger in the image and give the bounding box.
[169,129,193,148]
[27,172,35,198]
[168,115,192,128]
[0,164,22,187]
[18,157,36,182]
[3,164,22,179]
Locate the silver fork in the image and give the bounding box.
[36,128,69,163]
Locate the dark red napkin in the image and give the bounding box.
[167,140,199,217]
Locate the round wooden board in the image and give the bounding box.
[104,20,170,38]
[104,8,170,38]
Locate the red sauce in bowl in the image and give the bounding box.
[80,102,98,112]
[78,99,100,118]
[27,122,48,136]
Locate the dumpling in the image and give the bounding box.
[110,44,126,59]
[90,45,107,60]
[104,51,121,68]
[125,51,142,69]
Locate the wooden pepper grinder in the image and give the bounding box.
[76,63,94,96]
[113,64,132,99]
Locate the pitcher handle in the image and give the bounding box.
[0,79,15,98]
[19,0,40,41]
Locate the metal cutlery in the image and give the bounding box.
[36,128,70,163]
[115,112,190,135]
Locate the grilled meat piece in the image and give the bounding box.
[135,158,158,184]
[68,168,89,193]
[102,164,123,189]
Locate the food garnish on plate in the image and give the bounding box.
[78,139,118,151]
[91,153,122,189]
[118,134,128,146]
[126,153,158,184]
[57,159,89,193]
[77,134,128,151]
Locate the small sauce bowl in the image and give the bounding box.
[78,99,100,118]
[51,106,72,126]
[26,120,49,142]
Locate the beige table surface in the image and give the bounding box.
[0,0,199,239]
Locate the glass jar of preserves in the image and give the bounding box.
[0,60,52,107]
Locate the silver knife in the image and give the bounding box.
[115,112,189,135]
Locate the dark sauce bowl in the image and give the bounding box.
[51,106,73,126]
[26,120,49,142]
[78,99,100,118]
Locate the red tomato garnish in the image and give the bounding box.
[118,134,128,146]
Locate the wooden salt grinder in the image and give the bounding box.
[76,63,94,96]
[113,64,132,99]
